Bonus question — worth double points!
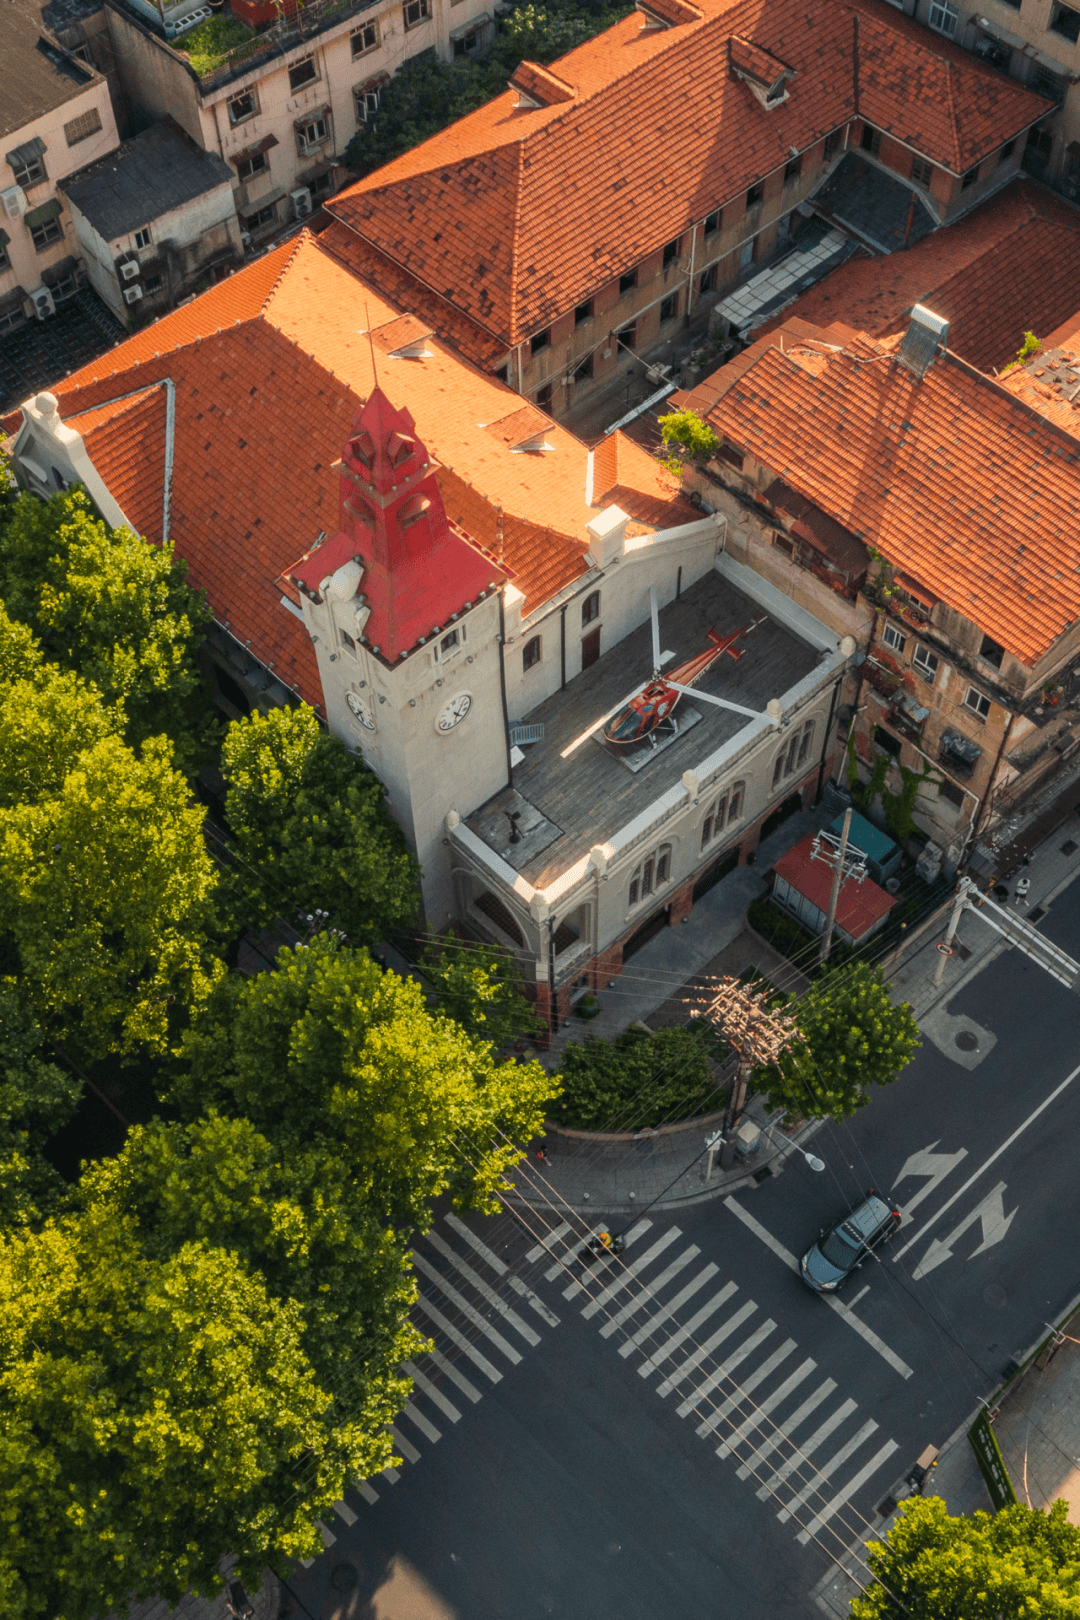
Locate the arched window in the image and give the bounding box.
[581,590,600,626]
[523,635,542,671]
[473,889,524,946]
[629,842,672,906]
[701,781,745,848]
[772,723,814,790]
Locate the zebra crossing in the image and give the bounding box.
[313,1208,898,1561]
[307,1210,557,1556]
[531,1216,899,1550]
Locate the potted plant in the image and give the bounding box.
[1043,679,1061,708]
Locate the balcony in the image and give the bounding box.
[939,728,982,778]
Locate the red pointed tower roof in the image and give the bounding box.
[285,387,507,663]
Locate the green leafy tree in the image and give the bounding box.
[0,604,40,686]
[553,1021,723,1132]
[0,1211,352,1620]
[852,1496,1080,1620]
[755,963,920,1120]
[0,487,215,771]
[658,408,720,463]
[0,982,80,1228]
[170,936,554,1228]
[86,1110,422,1401]
[219,705,419,947]
[419,938,543,1048]
[0,663,221,1057]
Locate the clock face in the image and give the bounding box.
[436,692,473,733]
[346,691,375,731]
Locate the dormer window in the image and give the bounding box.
[387,429,414,465]
[399,493,430,530]
[728,36,796,109]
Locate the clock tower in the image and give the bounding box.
[282,389,511,927]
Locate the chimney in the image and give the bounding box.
[586,505,629,568]
[895,304,949,380]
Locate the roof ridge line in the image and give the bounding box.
[259,228,311,313]
[508,141,528,344]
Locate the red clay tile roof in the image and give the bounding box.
[757,180,1080,373]
[774,832,896,939]
[641,0,703,23]
[699,322,1080,667]
[998,345,1080,437]
[327,0,1049,347]
[26,234,688,702]
[728,36,795,93]
[509,61,576,105]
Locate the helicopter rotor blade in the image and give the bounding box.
[649,586,661,674]
[668,682,781,724]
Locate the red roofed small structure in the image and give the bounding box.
[771,832,897,946]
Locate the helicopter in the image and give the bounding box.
[599,588,783,749]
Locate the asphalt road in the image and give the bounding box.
[287,876,1080,1620]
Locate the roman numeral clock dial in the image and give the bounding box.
[436,692,473,733]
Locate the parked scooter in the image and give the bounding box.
[581,1230,625,1264]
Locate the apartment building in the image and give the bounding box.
[323,0,1052,423]
[1,0,119,336]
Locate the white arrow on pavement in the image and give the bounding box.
[911,1182,1018,1281]
[892,1141,969,1227]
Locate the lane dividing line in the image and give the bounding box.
[724,1197,914,1380]
[894,1057,1080,1263]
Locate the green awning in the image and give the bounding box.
[5,135,46,169]
[23,197,62,229]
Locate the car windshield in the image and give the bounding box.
[820,1222,861,1269]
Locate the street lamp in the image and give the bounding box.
[802,1151,826,1173]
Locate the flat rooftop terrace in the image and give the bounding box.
[466,569,822,887]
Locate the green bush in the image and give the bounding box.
[746,897,854,978]
[552,1022,725,1132]
[178,16,255,75]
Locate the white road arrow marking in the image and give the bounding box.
[911,1182,1018,1281]
[892,1141,968,1227]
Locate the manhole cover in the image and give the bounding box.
[955,1030,978,1051]
[1062,840,1078,856]
[985,1284,1009,1309]
[331,1564,359,1593]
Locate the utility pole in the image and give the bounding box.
[819,806,851,963]
[932,877,970,988]
[705,977,800,1170]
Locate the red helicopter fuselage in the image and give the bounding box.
[603,623,751,747]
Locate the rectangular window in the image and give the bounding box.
[641,857,654,898]
[536,381,553,411]
[860,124,882,155]
[244,203,278,231]
[403,0,430,27]
[746,181,764,209]
[797,722,813,766]
[0,241,9,271]
[655,846,670,885]
[523,635,542,670]
[874,725,903,758]
[228,90,257,124]
[616,322,636,352]
[351,20,378,55]
[144,273,163,292]
[297,115,329,151]
[704,208,721,234]
[453,29,479,55]
[288,57,318,91]
[699,265,717,295]
[340,628,356,652]
[530,327,550,355]
[961,164,979,190]
[739,236,756,271]
[940,778,966,807]
[0,307,25,334]
[928,0,958,35]
[882,623,906,654]
[12,153,46,188]
[310,171,333,199]
[979,634,1004,669]
[963,686,992,720]
[355,86,381,122]
[30,218,62,250]
[575,298,593,324]
[1051,2,1080,40]
[728,784,743,821]
[911,156,933,186]
[998,139,1016,165]
[784,154,802,183]
[581,590,600,625]
[913,644,939,680]
[133,226,152,250]
[64,108,102,146]
[619,268,637,294]
[440,628,459,655]
[237,150,268,182]
[663,237,679,266]
[1030,68,1067,103]
[494,364,508,383]
[824,129,842,158]
[659,292,678,322]
[573,353,593,382]
[717,442,743,470]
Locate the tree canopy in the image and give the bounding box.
[418,938,543,1050]
[0,488,215,772]
[0,658,221,1057]
[852,1496,1080,1620]
[0,982,79,1228]
[754,963,920,1120]
[219,705,419,947]
[171,936,555,1229]
[553,1021,723,1132]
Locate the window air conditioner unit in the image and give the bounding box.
[1,185,27,219]
[123,284,143,304]
[120,260,140,281]
[32,287,56,320]
[291,186,312,218]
